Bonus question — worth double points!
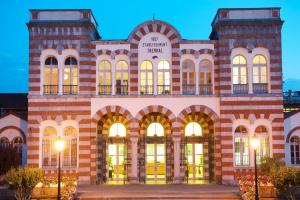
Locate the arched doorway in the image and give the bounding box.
[180,112,215,184]
[138,113,173,184]
[184,122,205,182]
[97,115,129,184]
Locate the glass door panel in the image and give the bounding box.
[185,143,204,182]
[108,143,126,184]
[146,143,165,182]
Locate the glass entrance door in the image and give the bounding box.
[185,143,204,182]
[146,143,165,183]
[107,143,126,184]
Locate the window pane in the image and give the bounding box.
[64,68,71,85]
[52,68,58,85]
[44,68,50,85]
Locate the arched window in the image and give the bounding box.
[234,126,249,166]
[109,123,126,137]
[255,126,270,163]
[157,60,170,94]
[63,56,78,95]
[116,60,129,95]
[63,126,77,167]
[253,55,268,93]
[44,56,58,95]
[290,136,300,165]
[182,59,195,95]
[199,60,212,95]
[0,137,10,147]
[98,60,112,95]
[185,122,202,136]
[147,123,164,137]
[140,60,153,95]
[42,126,57,167]
[232,55,248,94]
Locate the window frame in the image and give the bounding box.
[234,126,250,167]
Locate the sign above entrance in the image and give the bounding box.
[138,33,171,57]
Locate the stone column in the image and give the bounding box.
[130,136,139,183]
[173,136,181,183]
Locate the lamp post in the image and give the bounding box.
[55,139,64,200]
[251,135,259,200]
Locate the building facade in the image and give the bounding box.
[26,8,284,185]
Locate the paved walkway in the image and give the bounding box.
[76,184,241,200]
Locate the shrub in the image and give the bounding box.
[6,167,44,200]
[271,167,300,200]
[42,175,77,200]
[259,156,285,176]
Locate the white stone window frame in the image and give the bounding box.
[139,60,154,95]
[39,120,79,169]
[40,49,79,95]
[231,48,270,94]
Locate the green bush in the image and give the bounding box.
[259,156,285,176]
[6,167,44,200]
[271,167,300,200]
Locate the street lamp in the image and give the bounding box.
[55,138,64,200]
[251,135,259,200]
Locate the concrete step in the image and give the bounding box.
[76,184,241,200]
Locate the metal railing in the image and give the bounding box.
[115,85,129,95]
[284,90,300,102]
[253,83,268,94]
[63,85,78,95]
[182,84,196,95]
[140,85,154,95]
[199,84,213,95]
[98,85,112,95]
[43,85,58,95]
[233,84,248,94]
[157,85,171,95]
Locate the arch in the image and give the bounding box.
[128,20,181,44]
[147,122,164,137]
[177,105,219,125]
[286,126,300,143]
[185,122,202,136]
[135,105,176,124]
[92,105,134,126]
[0,126,27,144]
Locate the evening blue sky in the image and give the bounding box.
[1,0,299,92]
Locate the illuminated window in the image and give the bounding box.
[116,60,129,95]
[182,59,195,94]
[63,57,78,94]
[63,126,77,167]
[290,136,300,165]
[98,60,112,95]
[253,55,267,84]
[157,60,170,94]
[234,126,249,166]
[232,55,247,84]
[255,126,270,164]
[42,126,57,167]
[199,60,212,94]
[109,123,126,137]
[185,122,202,136]
[147,123,164,137]
[44,56,58,94]
[140,60,153,94]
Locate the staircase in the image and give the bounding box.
[76,184,241,200]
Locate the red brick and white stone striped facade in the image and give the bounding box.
[26,8,284,184]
